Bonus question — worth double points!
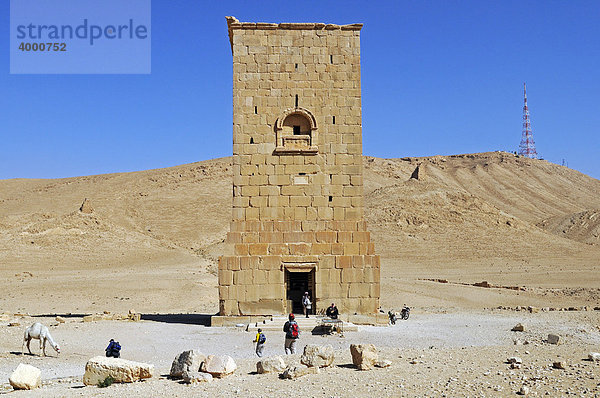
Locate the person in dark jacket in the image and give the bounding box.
[283,313,299,354]
[105,339,121,358]
[326,303,339,319]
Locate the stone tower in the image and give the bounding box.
[218,16,380,316]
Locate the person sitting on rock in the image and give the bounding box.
[105,339,121,358]
[326,303,339,319]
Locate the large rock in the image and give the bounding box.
[83,356,154,385]
[280,365,319,379]
[170,350,206,379]
[589,352,600,362]
[547,334,560,344]
[350,344,378,370]
[200,355,236,378]
[9,364,41,390]
[257,356,287,374]
[300,344,334,368]
[182,370,213,384]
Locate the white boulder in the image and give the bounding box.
[9,363,41,390]
[257,356,287,374]
[588,352,600,362]
[300,344,334,368]
[200,355,236,378]
[350,344,378,370]
[83,356,154,385]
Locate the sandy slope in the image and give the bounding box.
[0,152,599,315]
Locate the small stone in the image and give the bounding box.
[375,360,392,368]
[508,357,523,364]
[511,363,522,369]
[588,352,600,362]
[9,364,41,390]
[55,316,66,323]
[553,361,566,369]
[547,334,560,344]
[518,385,530,395]
[512,323,526,332]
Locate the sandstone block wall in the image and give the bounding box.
[218,17,380,316]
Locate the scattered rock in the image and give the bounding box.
[201,355,236,378]
[511,363,522,369]
[375,360,392,368]
[553,361,566,369]
[280,365,319,379]
[512,323,525,332]
[473,281,491,288]
[300,344,334,368]
[527,306,539,313]
[257,356,286,374]
[508,357,523,364]
[55,316,66,323]
[588,352,600,362]
[79,198,93,214]
[547,334,560,345]
[170,350,206,379]
[182,370,212,384]
[8,322,21,327]
[82,356,154,385]
[9,364,41,390]
[518,385,529,395]
[350,344,378,370]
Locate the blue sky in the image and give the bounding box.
[1,1,599,179]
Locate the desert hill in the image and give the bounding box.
[0,152,599,314]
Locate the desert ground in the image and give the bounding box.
[1,151,599,395]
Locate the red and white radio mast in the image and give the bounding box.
[518,83,538,158]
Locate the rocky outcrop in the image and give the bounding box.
[350,344,378,370]
[9,364,41,390]
[200,355,236,378]
[257,356,286,374]
[79,198,93,214]
[300,344,334,368]
[82,356,154,385]
[170,350,206,379]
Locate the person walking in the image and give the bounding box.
[283,313,299,354]
[302,292,312,318]
[253,328,266,357]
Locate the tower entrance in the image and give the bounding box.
[285,269,314,314]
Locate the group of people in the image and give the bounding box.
[252,300,340,357]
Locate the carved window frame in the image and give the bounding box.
[273,107,318,155]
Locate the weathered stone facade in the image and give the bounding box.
[218,16,380,316]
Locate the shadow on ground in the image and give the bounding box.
[141,314,212,326]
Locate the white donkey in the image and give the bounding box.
[22,322,61,356]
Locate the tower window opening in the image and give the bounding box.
[329,196,333,202]
[295,94,298,108]
[293,125,301,135]
[295,63,298,71]
[254,106,257,114]
[330,54,333,64]
[332,116,336,124]
[250,137,254,144]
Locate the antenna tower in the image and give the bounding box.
[518,83,538,158]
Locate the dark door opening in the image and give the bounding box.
[285,269,314,314]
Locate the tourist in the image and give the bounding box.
[283,313,299,354]
[326,302,339,319]
[302,292,312,318]
[105,339,121,358]
[253,328,266,357]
